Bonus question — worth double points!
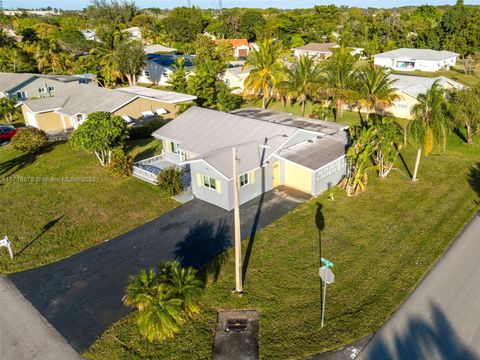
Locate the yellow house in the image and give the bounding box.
[20,84,196,133]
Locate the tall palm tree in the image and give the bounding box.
[281,54,323,116]
[357,64,399,126]
[322,47,358,122]
[243,38,284,109]
[409,80,447,181]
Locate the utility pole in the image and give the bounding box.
[232,147,243,294]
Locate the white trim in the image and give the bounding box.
[181,158,230,181]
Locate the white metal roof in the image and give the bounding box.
[374,48,458,61]
[117,86,196,104]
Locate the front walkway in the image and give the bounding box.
[0,276,82,360]
[9,186,310,352]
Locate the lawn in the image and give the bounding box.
[0,138,178,273]
[85,117,480,359]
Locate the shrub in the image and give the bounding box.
[11,127,48,153]
[157,166,183,195]
[148,118,167,132]
[128,126,152,139]
[109,148,133,177]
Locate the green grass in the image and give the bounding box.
[85,120,480,359]
[0,138,177,273]
[391,64,480,87]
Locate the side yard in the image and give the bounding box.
[85,128,480,359]
[0,138,178,273]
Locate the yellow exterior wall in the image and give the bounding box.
[284,161,312,193]
[114,97,180,119]
[21,105,69,132]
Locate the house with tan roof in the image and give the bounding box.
[214,39,250,59]
[134,107,349,210]
[18,85,196,133]
[292,42,364,60]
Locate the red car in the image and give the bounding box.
[0,124,18,141]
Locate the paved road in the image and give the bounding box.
[0,276,82,360]
[8,187,309,353]
[313,213,480,360]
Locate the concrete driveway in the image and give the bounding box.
[8,186,309,353]
[0,276,82,360]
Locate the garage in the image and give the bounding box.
[283,160,313,194]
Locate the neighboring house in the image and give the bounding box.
[2,28,23,42]
[144,44,177,54]
[0,72,97,101]
[222,67,251,94]
[138,54,195,86]
[373,48,458,72]
[140,107,348,210]
[80,30,97,42]
[292,42,364,60]
[385,74,464,119]
[214,39,250,59]
[19,85,196,133]
[122,27,142,40]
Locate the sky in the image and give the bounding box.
[6,0,480,10]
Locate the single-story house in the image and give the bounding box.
[292,42,364,60]
[145,107,348,210]
[0,72,97,100]
[144,44,178,54]
[122,27,142,40]
[214,39,250,59]
[222,67,252,94]
[19,85,196,133]
[138,54,195,86]
[385,74,464,119]
[373,48,458,72]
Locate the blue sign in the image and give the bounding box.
[321,258,333,268]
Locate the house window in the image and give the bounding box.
[202,175,217,190]
[143,70,150,76]
[16,91,27,99]
[38,87,46,93]
[239,173,249,187]
[162,72,168,78]
[48,86,55,91]
[170,141,179,154]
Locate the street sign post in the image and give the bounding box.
[319,258,334,327]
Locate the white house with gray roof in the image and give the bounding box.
[136,107,349,210]
[373,48,458,72]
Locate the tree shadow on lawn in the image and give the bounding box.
[365,302,478,360]
[15,215,64,257]
[0,143,54,178]
[174,219,231,285]
[468,162,480,205]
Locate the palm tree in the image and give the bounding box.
[357,64,399,126]
[124,268,159,311]
[161,261,203,317]
[135,285,185,342]
[322,47,359,122]
[409,80,447,181]
[373,118,404,179]
[243,38,284,109]
[281,54,323,116]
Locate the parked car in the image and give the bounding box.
[0,124,18,141]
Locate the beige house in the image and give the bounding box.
[385,75,463,119]
[222,67,252,94]
[19,85,196,133]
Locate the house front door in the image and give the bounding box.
[272,161,280,188]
